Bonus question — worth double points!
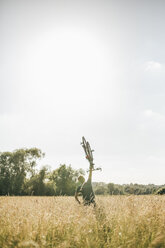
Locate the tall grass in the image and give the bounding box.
[0,196,165,248]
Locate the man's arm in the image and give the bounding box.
[75,192,81,204]
[75,186,81,204]
[88,163,93,182]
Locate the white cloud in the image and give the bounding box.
[138,109,165,136]
[144,109,165,121]
[146,155,165,165]
[144,60,163,72]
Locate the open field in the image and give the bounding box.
[0,196,165,248]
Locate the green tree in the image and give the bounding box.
[156,187,165,195]
[107,183,115,195]
[94,186,107,195]
[50,164,84,195]
[92,182,107,195]
[23,166,56,196]
[0,148,44,195]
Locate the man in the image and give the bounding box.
[75,165,96,206]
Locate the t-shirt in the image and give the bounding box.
[76,180,95,204]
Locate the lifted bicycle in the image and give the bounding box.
[81,136,102,172]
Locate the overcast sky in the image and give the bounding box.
[1,0,165,184]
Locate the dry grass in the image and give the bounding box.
[0,196,165,248]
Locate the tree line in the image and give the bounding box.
[0,148,84,196]
[93,182,165,195]
[0,148,164,196]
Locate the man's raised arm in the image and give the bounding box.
[88,164,93,182]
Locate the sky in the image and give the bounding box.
[1,0,165,184]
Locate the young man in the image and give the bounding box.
[75,165,96,206]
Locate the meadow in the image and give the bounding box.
[0,196,165,248]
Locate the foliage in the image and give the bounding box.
[0,148,85,196]
[50,164,85,196]
[23,166,56,196]
[156,187,165,195]
[0,148,44,195]
[92,182,107,195]
[93,182,163,195]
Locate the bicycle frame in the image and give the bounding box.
[81,137,102,172]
